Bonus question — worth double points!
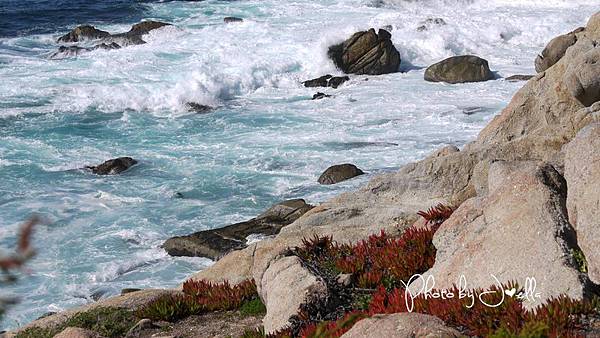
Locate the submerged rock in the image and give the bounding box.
[318,163,365,185]
[57,25,111,43]
[185,102,214,113]
[328,28,400,75]
[312,92,331,100]
[535,27,584,73]
[506,74,535,82]
[224,17,244,23]
[86,157,138,175]
[425,55,494,84]
[417,17,447,32]
[303,74,349,89]
[162,199,313,260]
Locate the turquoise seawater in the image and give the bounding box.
[1,0,599,329]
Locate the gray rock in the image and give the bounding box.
[564,47,600,107]
[328,28,400,75]
[261,256,328,334]
[86,157,138,175]
[535,27,584,73]
[425,55,494,84]
[564,123,600,284]
[57,25,111,43]
[417,17,447,32]
[341,313,461,338]
[312,92,331,100]
[410,161,593,308]
[318,164,364,185]
[162,199,313,260]
[185,102,214,113]
[303,74,349,89]
[224,17,243,23]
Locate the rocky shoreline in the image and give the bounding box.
[9,11,600,338]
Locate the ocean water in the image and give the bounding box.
[0,0,598,330]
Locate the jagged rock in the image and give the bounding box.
[425,55,494,84]
[51,45,89,59]
[93,42,121,50]
[302,75,349,89]
[185,102,214,113]
[506,74,534,82]
[410,161,593,308]
[535,27,584,73]
[109,21,171,46]
[318,164,364,185]
[564,47,600,107]
[341,313,461,338]
[312,92,331,100]
[86,157,138,175]
[328,28,400,75]
[163,199,313,260]
[224,17,243,23]
[54,327,103,338]
[417,17,447,32]
[261,256,328,334]
[564,122,600,284]
[57,25,111,43]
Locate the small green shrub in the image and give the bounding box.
[239,298,266,317]
[572,248,588,273]
[14,327,55,338]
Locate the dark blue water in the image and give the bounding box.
[0,0,160,38]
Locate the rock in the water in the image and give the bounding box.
[261,256,328,334]
[162,199,313,260]
[303,75,349,89]
[224,17,244,23]
[564,47,600,107]
[535,27,584,73]
[425,55,494,84]
[127,21,171,36]
[417,17,447,32]
[312,92,331,100]
[93,42,121,50]
[564,122,600,284]
[54,327,102,338]
[57,25,111,43]
[86,157,138,175]
[341,313,461,338]
[51,45,89,59]
[328,28,400,75]
[506,74,535,82]
[318,164,364,185]
[185,102,214,113]
[410,161,592,308]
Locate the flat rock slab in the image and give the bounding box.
[163,199,313,260]
[341,313,461,338]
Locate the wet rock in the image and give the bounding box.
[506,74,535,82]
[57,25,111,43]
[302,74,349,89]
[312,92,331,100]
[328,28,400,75]
[318,164,364,185]
[417,17,447,32]
[425,55,494,84]
[564,122,600,284]
[535,27,584,73]
[93,42,121,50]
[86,157,138,175]
[224,17,244,23]
[109,21,171,46]
[341,313,461,338]
[185,102,214,113]
[564,47,600,107]
[162,199,314,260]
[51,45,89,59]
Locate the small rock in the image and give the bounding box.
[303,75,349,89]
[224,17,244,23]
[417,17,447,32]
[318,164,365,185]
[312,92,331,100]
[506,74,534,82]
[57,25,111,43]
[185,102,214,113]
[336,273,353,287]
[93,42,121,50]
[425,55,495,84]
[86,157,138,175]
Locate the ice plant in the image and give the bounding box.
[417,203,454,229]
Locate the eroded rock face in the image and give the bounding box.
[424,55,494,84]
[86,157,138,175]
[57,25,111,43]
[564,47,600,107]
[261,256,328,334]
[328,28,400,75]
[564,122,600,284]
[163,199,313,260]
[318,164,364,185]
[410,161,592,308]
[341,313,461,338]
[535,27,584,73]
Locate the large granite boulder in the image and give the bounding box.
[162,199,313,260]
[85,157,138,175]
[564,47,600,107]
[57,25,111,43]
[424,55,494,84]
[410,161,593,308]
[328,28,400,75]
[535,27,584,73]
[317,164,364,185]
[261,256,328,334]
[341,313,461,338]
[564,122,600,284]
